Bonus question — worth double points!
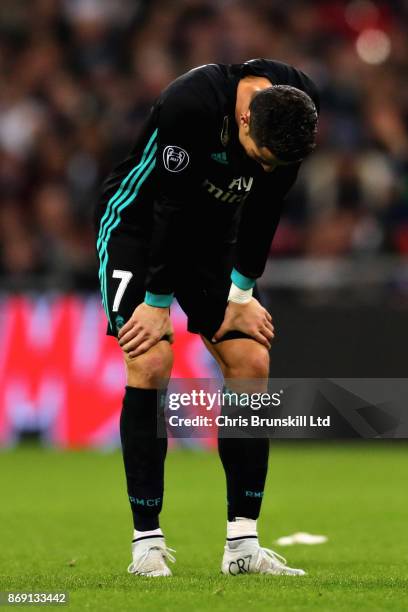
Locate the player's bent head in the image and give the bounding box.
[248,85,318,167]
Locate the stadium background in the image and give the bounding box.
[1,0,407,445]
[1,2,407,610]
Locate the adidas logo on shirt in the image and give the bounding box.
[211,151,228,164]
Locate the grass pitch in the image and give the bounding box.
[0,442,407,611]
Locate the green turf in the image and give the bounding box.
[0,443,407,611]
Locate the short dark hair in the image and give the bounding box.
[249,85,318,163]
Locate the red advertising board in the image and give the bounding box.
[0,295,216,447]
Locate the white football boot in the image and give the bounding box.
[222,537,306,576]
[128,535,176,577]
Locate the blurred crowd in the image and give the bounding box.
[1,0,408,289]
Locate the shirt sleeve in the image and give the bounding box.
[231,163,301,289]
[144,94,208,307]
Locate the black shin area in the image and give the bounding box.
[218,386,269,521]
[218,436,269,521]
[119,386,167,531]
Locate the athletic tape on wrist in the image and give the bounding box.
[228,282,253,304]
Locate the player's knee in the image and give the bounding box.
[125,342,173,388]
[226,346,270,380]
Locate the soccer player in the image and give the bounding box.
[95,59,318,576]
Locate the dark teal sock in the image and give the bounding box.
[120,386,167,530]
[218,387,269,521]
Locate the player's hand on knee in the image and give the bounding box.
[118,303,174,358]
[212,298,274,348]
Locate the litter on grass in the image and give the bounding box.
[275,532,328,546]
